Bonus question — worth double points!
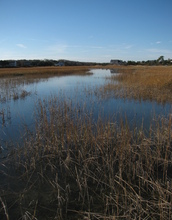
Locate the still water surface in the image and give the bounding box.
[0,69,172,153]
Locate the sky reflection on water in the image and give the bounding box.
[0,69,172,154]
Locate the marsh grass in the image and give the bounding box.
[0,97,172,219]
[101,66,172,104]
[0,66,95,104]
[0,66,94,78]
[0,77,34,128]
[0,77,36,103]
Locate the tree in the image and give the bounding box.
[157,56,164,63]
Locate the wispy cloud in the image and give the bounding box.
[146,48,172,54]
[145,48,172,60]
[150,41,162,45]
[124,45,134,49]
[46,43,68,55]
[27,38,50,43]
[108,43,134,50]
[47,43,104,54]
[16,44,27,49]
[67,45,104,49]
[89,46,104,49]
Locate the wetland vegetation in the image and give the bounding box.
[102,66,172,104]
[0,66,94,78]
[0,65,172,219]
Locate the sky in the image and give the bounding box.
[0,0,172,62]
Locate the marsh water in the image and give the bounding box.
[0,69,172,155]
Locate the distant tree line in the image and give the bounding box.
[0,59,108,68]
[0,59,58,68]
[126,56,172,66]
[0,56,171,68]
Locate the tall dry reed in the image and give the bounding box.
[0,97,172,219]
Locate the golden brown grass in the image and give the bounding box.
[0,97,172,219]
[102,65,172,103]
[0,65,96,103]
[0,66,95,77]
[0,65,126,77]
[1,66,172,219]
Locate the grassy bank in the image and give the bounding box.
[0,66,95,78]
[0,97,172,219]
[102,66,172,104]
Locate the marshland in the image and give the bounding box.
[0,65,172,219]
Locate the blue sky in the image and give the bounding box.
[0,0,172,62]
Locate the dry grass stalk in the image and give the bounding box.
[0,97,172,219]
[0,197,9,220]
[102,66,172,104]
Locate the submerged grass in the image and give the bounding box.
[101,66,172,104]
[0,97,172,219]
[0,76,39,103]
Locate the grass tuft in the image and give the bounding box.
[0,97,172,219]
